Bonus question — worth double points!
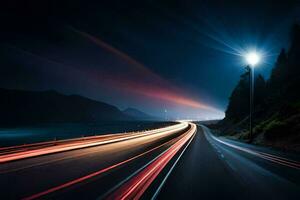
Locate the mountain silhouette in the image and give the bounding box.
[0,88,131,126]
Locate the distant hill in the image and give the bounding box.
[0,88,131,126]
[123,108,159,121]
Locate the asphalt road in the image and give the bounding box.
[0,122,193,199]
[0,123,299,200]
[157,124,300,200]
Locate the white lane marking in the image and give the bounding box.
[151,130,197,200]
[201,125,300,170]
[98,124,196,200]
[95,141,175,200]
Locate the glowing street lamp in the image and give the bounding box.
[246,52,260,67]
[245,51,261,142]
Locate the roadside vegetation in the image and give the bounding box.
[211,24,300,152]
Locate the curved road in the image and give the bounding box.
[158,124,300,200]
[0,122,194,199]
[0,122,299,200]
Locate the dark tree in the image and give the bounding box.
[288,24,300,73]
[286,24,300,101]
[254,74,266,106]
[268,48,288,91]
[225,70,250,122]
[225,70,267,123]
[267,24,300,104]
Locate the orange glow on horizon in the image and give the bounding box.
[103,78,217,111]
[72,29,219,111]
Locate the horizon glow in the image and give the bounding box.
[73,29,223,117]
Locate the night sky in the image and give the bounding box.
[1,0,300,120]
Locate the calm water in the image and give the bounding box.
[0,121,175,147]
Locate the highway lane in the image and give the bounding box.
[0,123,188,163]
[1,122,299,200]
[50,124,196,200]
[157,124,300,200]
[106,123,196,200]
[204,126,300,184]
[0,122,194,199]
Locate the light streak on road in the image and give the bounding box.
[107,123,197,200]
[22,136,180,200]
[151,126,196,200]
[0,123,188,163]
[21,123,195,200]
[202,126,300,169]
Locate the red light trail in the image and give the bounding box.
[0,123,188,163]
[107,123,196,200]
[22,134,182,200]
[20,122,196,200]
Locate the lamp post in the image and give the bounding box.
[245,52,260,142]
